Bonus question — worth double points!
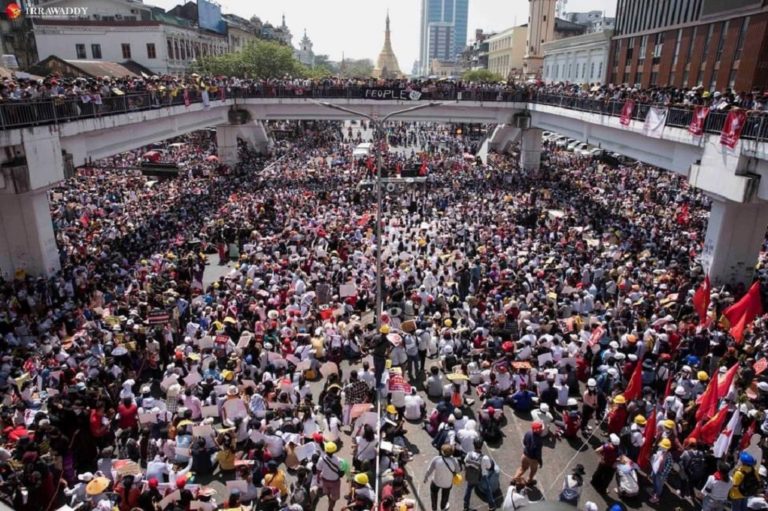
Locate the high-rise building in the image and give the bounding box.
[419,0,469,76]
[610,0,768,91]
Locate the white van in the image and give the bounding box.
[352,143,373,159]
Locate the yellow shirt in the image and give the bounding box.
[264,470,288,496]
[216,448,236,471]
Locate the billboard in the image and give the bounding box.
[197,0,226,34]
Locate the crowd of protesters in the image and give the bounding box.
[1,113,768,511]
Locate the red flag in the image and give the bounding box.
[623,358,644,401]
[720,109,748,149]
[686,406,729,444]
[739,420,757,451]
[676,203,690,226]
[730,312,749,343]
[79,214,90,227]
[688,106,709,136]
[663,375,674,399]
[637,409,657,471]
[365,156,374,171]
[695,373,718,422]
[717,363,739,399]
[723,282,763,340]
[692,276,711,325]
[619,100,635,126]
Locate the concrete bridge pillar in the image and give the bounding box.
[520,128,543,172]
[0,127,64,278]
[216,125,240,166]
[701,197,768,286]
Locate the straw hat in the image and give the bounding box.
[86,476,110,496]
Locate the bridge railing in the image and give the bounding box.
[2,87,768,143]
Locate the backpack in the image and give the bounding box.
[432,424,450,449]
[739,469,760,496]
[465,452,483,484]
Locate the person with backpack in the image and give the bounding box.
[730,451,761,511]
[464,438,496,511]
[558,464,585,506]
[316,442,344,511]
[679,440,707,499]
[432,416,456,451]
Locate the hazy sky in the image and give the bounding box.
[149,0,616,70]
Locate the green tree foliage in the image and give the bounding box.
[338,58,374,78]
[192,40,303,78]
[462,69,504,83]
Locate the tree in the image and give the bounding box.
[313,54,337,75]
[339,58,374,78]
[192,40,303,78]
[462,69,504,83]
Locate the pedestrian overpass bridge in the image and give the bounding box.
[2,95,768,287]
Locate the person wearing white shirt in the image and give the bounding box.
[183,389,203,420]
[424,444,461,511]
[404,390,425,421]
[456,420,480,455]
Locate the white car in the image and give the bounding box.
[576,144,596,157]
[566,140,583,151]
[555,137,573,148]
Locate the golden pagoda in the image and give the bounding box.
[373,12,403,79]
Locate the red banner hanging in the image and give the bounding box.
[619,100,635,126]
[688,106,709,135]
[720,109,747,149]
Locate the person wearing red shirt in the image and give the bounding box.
[89,402,111,448]
[116,397,138,430]
[606,394,629,435]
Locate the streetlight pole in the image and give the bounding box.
[311,100,441,322]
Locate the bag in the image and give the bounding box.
[465,452,483,485]
[453,473,464,485]
[739,469,760,496]
[432,425,450,449]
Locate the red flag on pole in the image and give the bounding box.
[623,358,644,401]
[692,276,711,325]
[695,373,718,422]
[723,282,763,342]
[688,106,709,136]
[685,406,729,445]
[739,420,757,451]
[717,363,739,399]
[619,100,635,126]
[720,109,747,149]
[637,409,657,471]
[730,313,750,343]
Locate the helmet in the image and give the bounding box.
[674,385,686,396]
[532,421,544,433]
[567,398,578,407]
[740,451,757,466]
[662,419,675,430]
[634,415,647,426]
[539,403,550,413]
[379,324,391,334]
[609,434,621,446]
[659,438,672,450]
[324,442,338,454]
[587,378,597,387]
[613,394,626,405]
[386,404,397,415]
[444,319,453,328]
[354,473,369,485]
[697,371,709,382]
[487,406,495,415]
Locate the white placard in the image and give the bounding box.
[201,405,219,418]
[295,442,317,461]
[138,412,157,425]
[183,371,202,387]
[357,411,378,428]
[197,336,214,350]
[537,352,553,366]
[160,374,178,392]
[340,284,357,298]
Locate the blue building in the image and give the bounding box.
[419,0,468,76]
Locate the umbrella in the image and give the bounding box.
[446,373,470,381]
[142,150,161,163]
[111,346,128,357]
[86,476,110,496]
[206,155,219,162]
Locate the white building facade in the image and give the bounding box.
[542,30,612,85]
[32,0,230,75]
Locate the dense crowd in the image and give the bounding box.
[1,72,768,114]
[2,116,768,511]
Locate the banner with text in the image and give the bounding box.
[363,88,424,101]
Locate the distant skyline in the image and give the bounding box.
[148,0,617,69]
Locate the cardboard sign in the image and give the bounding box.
[357,411,378,428]
[183,371,202,387]
[511,361,532,370]
[350,403,373,419]
[237,332,253,350]
[295,442,317,461]
[340,284,357,298]
[138,412,157,425]
[198,336,214,350]
[192,424,215,438]
[201,405,219,418]
[160,374,179,392]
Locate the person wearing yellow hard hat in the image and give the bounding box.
[606,394,628,435]
[628,415,646,460]
[317,441,343,510]
[350,471,375,509]
[650,437,674,503]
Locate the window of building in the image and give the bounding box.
[636,71,643,86]
[653,32,663,61]
[673,29,682,66]
[167,39,173,59]
[121,43,131,59]
[682,69,689,86]
[734,17,749,61]
[638,35,648,64]
[626,37,634,60]
[582,63,586,78]
[75,44,86,59]
[174,40,180,60]
[147,43,156,59]
[728,67,738,88]
[709,75,717,92]
[696,67,704,87]
[590,62,595,78]
[650,71,658,85]
[670,71,676,85]
[686,26,697,63]
[703,24,715,60]
[180,42,186,60]
[598,61,603,80]
[91,44,102,59]
[715,20,729,62]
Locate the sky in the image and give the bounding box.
[149,0,617,71]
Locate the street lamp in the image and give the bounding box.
[311,100,441,323]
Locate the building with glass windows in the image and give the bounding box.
[418,0,468,76]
